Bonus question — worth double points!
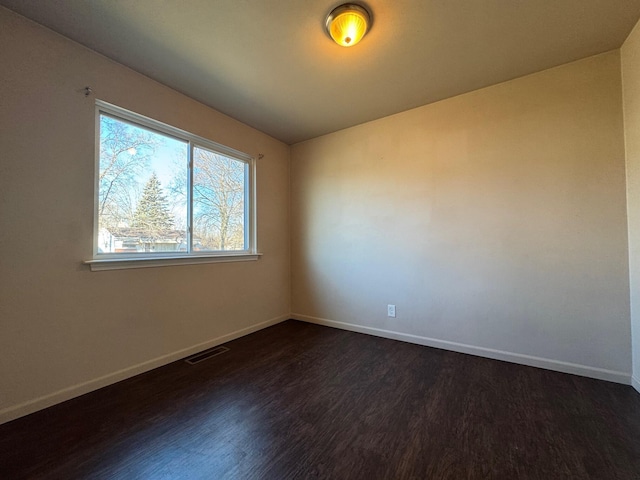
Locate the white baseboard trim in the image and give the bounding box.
[0,314,289,425]
[292,313,632,385]
[632,376,640,394]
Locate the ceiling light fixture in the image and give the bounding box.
[325,3,371,47]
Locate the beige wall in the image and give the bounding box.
[291,52,631,382]
[0,8,290,422]
[622,18,640,392]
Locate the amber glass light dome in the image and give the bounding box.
[325,4,371,47]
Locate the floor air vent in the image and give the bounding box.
[185,346,229,365]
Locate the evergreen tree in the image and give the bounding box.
[132,173,174,238]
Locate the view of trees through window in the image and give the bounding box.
[97,112,247,254]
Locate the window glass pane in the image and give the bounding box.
[98,114,188,254]
[193,146,246,251]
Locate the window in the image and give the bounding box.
[87,101,257,270]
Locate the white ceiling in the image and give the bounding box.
[2,0,640,144]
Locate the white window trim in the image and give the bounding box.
[84,253,262,271]
[84,100,259,271]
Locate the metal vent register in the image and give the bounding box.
[185,346,230,365]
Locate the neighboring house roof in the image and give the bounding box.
[106,227,187,242]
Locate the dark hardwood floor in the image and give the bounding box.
[1,320,639,479]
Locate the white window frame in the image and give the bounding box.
[84,100,259,271]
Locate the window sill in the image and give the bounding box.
[84,253,262,271]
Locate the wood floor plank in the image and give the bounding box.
[0,320,639,479]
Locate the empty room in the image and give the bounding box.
[1,1,640,478]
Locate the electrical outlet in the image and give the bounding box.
[387,304,396,318]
